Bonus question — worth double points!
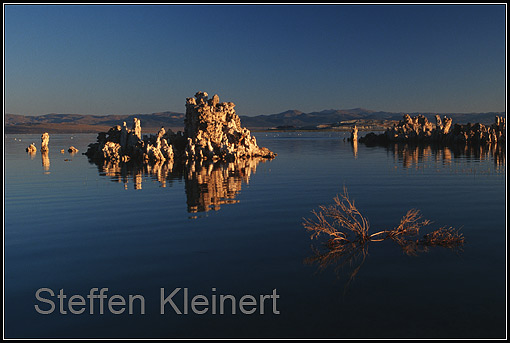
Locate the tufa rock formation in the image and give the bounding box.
[85,91,276,164]
[68,146,79,153]
[184,92,275,161]
[41,132,49,152]
[360,114,505,146]
[349,125,358,142]
[26,143,37,153]
[85,119,176,164]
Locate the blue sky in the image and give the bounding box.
[4,4,506,116]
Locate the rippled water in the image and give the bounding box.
[4,132,506,338]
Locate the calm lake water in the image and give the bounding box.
[4,132,506,338]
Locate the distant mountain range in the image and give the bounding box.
[240,108,505,129]
[4,112,185,133]
[4,109,505,134]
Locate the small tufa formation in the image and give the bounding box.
[144,127,175,163]
[184,92,276,161]
[349,125,358,142]
[360,114,505,146]
[26,143,37,153]
[84,119,177,163]
[68,146,79,153]
[41,132,50,152]
[85,91,276,165]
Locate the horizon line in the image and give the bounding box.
[5,108,507,117]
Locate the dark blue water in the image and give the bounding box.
[4,132,506,338]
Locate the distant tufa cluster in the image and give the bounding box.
[360,114,505,146]
[26,132,80,156]
[84,92,276,163]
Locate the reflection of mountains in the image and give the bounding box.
[385,143,505,170]
[91,158,268,213]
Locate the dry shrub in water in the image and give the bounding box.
[422,226,465,248]
[386,208,431,239]
[303,186,372,245]
[303,187,465,288]
[390,227,465,256]
[303,187,464,253]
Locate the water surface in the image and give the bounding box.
[4,132,506,338]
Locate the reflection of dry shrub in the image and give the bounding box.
[305,242,369,292]
[303,187,465,291]
[389,224,465,257]
[422,227,465,248]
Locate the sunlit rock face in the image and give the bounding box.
[385,114,435,141]
[360,114,506,146]
[84,92,276,213]
[350,126,358,142]
[84,119,177,164]
[67,146,79,153]
[26,143,37,153]
[435,115,452,135]
[85,91,276,164]
[41,132,50,152]
[184,92,276,161]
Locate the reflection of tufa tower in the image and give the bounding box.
[351,126,358,158]
[90,156,267,213]
[184,159,262,213]
[41,151,50,173]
